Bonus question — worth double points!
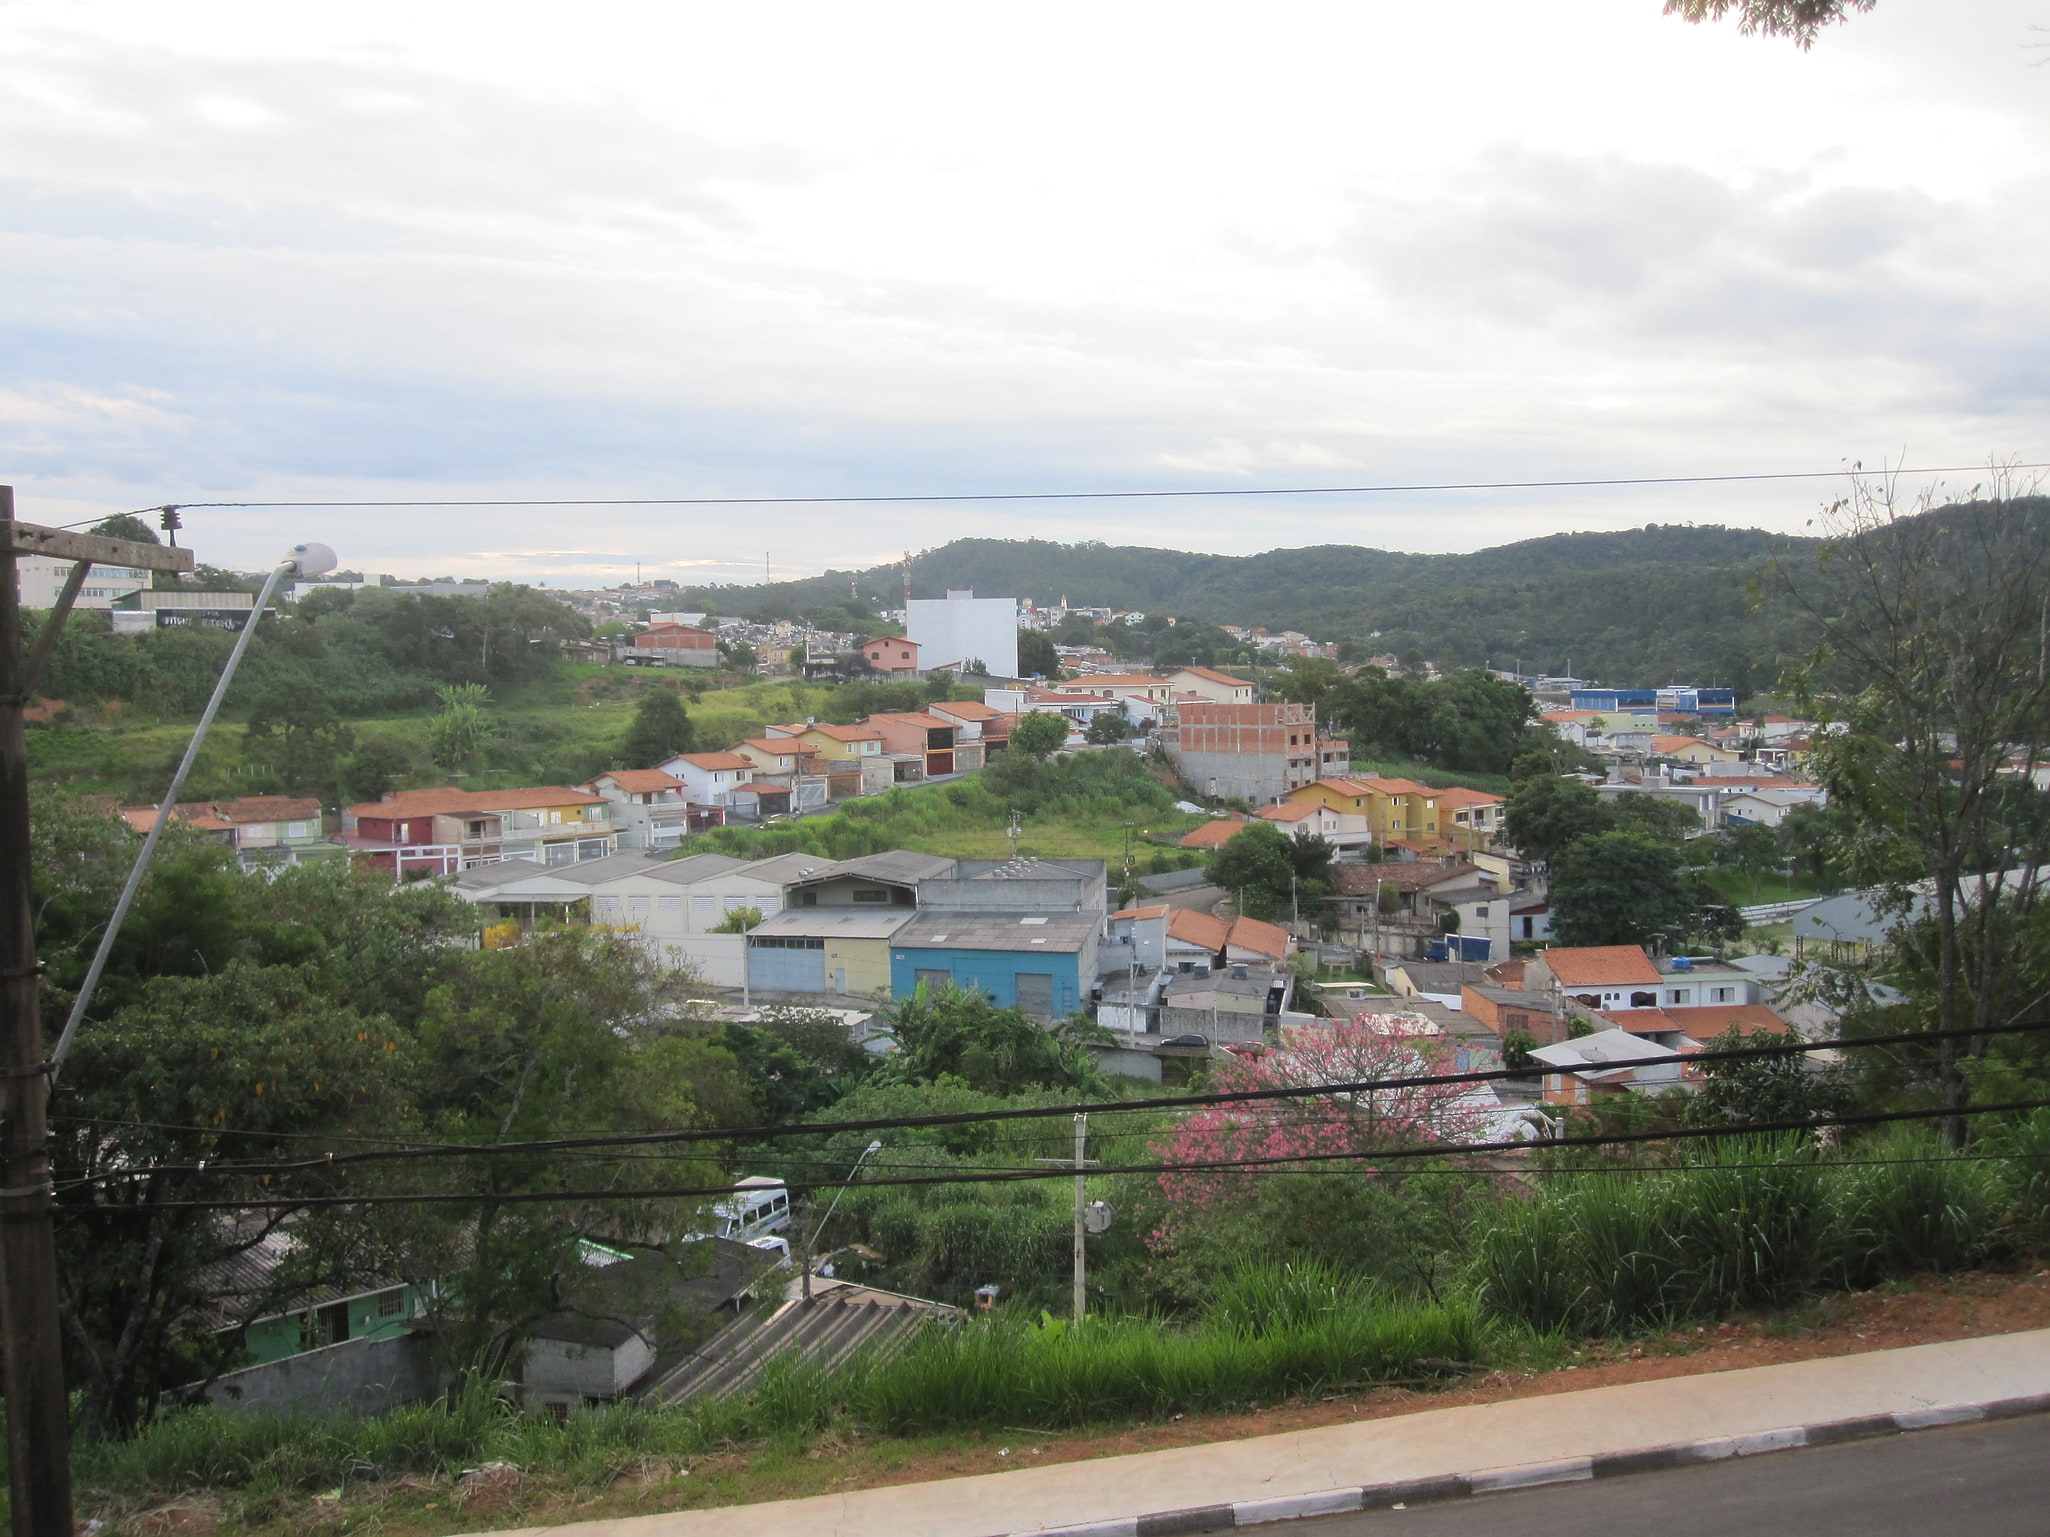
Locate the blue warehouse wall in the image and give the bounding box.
[888,947,1083,1017]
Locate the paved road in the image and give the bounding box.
[1296,1416,2050,1537]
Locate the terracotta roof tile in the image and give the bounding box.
[1539,945,1662,988]
[1167,908,1230,952]
[1177,818,1246,849]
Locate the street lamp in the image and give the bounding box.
[49,542,338,1081]
[802,1139,883,1301]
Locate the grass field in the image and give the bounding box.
[1702,867,1825,908]
[24,670,936,804]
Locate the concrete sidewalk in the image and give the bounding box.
[495,1330,2050,1537]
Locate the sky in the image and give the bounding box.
[2,0,2047,588]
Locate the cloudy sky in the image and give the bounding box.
[3,0,2046,586]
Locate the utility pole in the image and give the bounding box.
[2,488,191,1537]
[1034,1114,1098,1322]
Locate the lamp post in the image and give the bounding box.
[803,1139,882,1302]
[48,542,338,1082]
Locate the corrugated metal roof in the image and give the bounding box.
[749,909,917,940]
[890,910,1099,951]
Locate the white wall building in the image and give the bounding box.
[906,589,1019,678]
[15,555,151,610]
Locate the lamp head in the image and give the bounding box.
[865,1140,883,1155]
[282,542,338,580]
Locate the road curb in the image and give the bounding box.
[1014,1390,2050,1535]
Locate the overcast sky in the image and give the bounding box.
[3,0,2046,587]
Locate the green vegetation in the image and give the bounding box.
[667,525,1815,689]
[695,748,1198,863]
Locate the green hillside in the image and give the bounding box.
[677,523,1813,689]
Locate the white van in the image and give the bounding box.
[710,1176,791,1241]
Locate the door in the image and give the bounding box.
[833,967,847,994]
[915,967,951,993]
[1015,972,1054,1017]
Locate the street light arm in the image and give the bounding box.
[48,543,336,1085]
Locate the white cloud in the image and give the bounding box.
[0,0,2045,579]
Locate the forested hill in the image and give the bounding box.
[678,523,1813,691]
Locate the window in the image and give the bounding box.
[376,1289,406,1319]
[692,895,715,915]
[1711,986,1735,1003]
[1474,905,1489,919]
[658,896,681,914]
[852,889,890,904]
[1629,991,1657,1008]
[628,896,649,915]
[1667,989,1688,1006]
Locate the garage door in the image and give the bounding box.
[1015,972,1054,1017]
[749,937,826,993]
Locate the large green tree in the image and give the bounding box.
[1548,830,1697,949]
[1009,709,1070,759]
[878,983,1105,1094]
[1205,821,1298,922]
[619,686,697,767]
[1504,773,1609,867]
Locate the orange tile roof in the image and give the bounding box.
[1177,818,1246,849]
[1540,945,1663,988]
[211,796,324,822]
[1109,904,1171,921]
[1652,735,1711,753]
[928,701,1003,720]
[589,769,683,793]
[1434,786,1505,810]
[121,805,235,834]
[348,785,605,818]
[864,712,951,728]
[1599,1007,1686,1036]
[1665,1004,1791,1038]
[779,721,885,741]
[1172,665,1251,688]
[1227,915,1289,959]
[672,752,755,772]
[1078,674,1172,687]
[737,738,804,756]
[1257,802,1324,822]
[1167,908,1230,952]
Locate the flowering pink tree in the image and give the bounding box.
[1154,1013,1493,1217]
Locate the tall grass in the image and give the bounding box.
[66,1272,1475,1500]
[1474,1132,2014,1335]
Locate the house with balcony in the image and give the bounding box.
[863,712,981,779]
[1437,786,1506,852]
[763,721,888,795]
[1284,776,1442,850]
[121,796,345,873]
[926,699,1012,757]
[342,787,615,876]
[1163,666,1256,706]
[1068,673,1176,725]
[656,751,758,811]
[580,769,721,851]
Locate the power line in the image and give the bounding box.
[121,461,2050,517]
[59,1094,2050,1211]
[54,1018,2044,1189]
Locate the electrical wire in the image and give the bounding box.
[58,1094,2050,1211]
[52,1018,2049,1189]
[118,462,2050,515]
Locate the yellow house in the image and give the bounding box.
[765,721,886,763]
[1652,735,1742,767]
[1284,777,1441,847]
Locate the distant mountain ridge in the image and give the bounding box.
[679,523,1814,690]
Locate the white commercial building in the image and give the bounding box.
[15,555,151,610]
[905,589,1019,678]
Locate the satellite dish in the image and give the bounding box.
[1083,1200,1115,1235]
